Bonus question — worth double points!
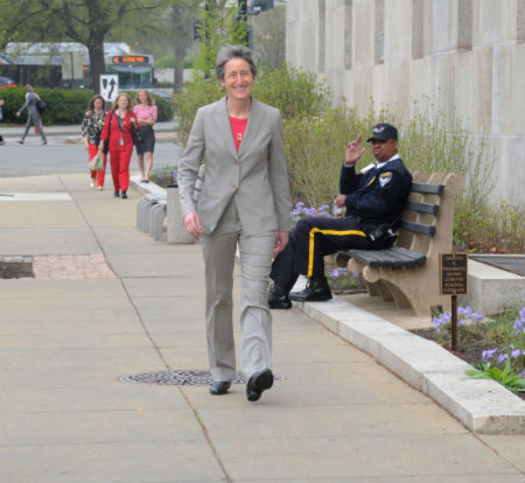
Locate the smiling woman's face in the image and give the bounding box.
[221,57,254,102]
[117,95,129,110]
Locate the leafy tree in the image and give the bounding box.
[252,4,286,69]
[0,0,163,92]
[193,0,248,78]
[168,0,200,90]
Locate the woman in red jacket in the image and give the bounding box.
[99,93,139,199]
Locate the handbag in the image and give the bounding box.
[88,150,104,171]
[103,111,114,154]
[131,123,144,145]
[35,95,46,113]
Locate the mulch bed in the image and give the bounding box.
[411,325,525,401]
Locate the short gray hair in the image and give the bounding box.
[215,45,257,81]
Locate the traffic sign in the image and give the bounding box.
[100,75,119,103]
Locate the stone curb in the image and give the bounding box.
[295,291,525,435]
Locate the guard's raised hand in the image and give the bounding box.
[345,134,365,166]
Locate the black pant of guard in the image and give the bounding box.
[270,216,392,293]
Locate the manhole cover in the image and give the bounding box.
[0,257,34,279]
[119,370,286,386]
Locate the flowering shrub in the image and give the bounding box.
[432,305,484,344]
[328,267,360,293]
[290,201,330,227]
[150,165,178,188]
[466,359,525,393]
[479,306,525,377]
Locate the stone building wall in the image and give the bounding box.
[286,0,525,203]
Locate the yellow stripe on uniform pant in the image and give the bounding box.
[308,227,367,277]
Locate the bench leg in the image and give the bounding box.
[362,265,449,316]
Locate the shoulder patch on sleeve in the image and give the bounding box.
[379,172,393,187]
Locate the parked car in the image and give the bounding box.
[149,88,175,106]
[0,76,17,88]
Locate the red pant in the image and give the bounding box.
[109,144,133,193]
[88,144,108,187]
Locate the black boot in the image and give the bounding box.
[268,284,292,309]
[289,277,332,302]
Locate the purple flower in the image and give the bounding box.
[514,317,525,335]
[497,353,509,364]
[330,268,340,278]
[511,349,522,359]
[519,306,525,320]
[481,349,497,363]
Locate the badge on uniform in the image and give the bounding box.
[379,172,393,187]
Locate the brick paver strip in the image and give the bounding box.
[32,254,116,280]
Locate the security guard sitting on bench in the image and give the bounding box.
[269,122,413,309]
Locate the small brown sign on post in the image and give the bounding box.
[440,253,468,353]
[440,252,468,296]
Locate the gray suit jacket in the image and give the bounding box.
[178,97,291,235]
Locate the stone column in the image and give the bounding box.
[167,185,196,244]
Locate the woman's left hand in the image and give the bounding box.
[273,231,289,256]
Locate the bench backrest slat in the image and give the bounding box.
[410,182,444,195]
[400,219,436,237]
[405,200,439,215]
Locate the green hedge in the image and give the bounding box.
[0,87,173,124]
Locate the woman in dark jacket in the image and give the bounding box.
[81,95,107,190]
[99,93,139,199]
[16,84,47,145]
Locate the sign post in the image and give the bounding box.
[440,253,468,353]
[99,74,119,103]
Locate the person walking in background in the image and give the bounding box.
[0,97,5,145]
[15,84,47,145]
[81,95,107,190]
[99,93,139,199]
[133,89,157,183]
[178,45,291,402]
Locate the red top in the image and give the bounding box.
[100,110,138,151]
[229,116,248,152]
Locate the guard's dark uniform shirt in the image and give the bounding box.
[340,156,412,228]
[270,156,413,292]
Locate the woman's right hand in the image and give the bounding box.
[184,212,202,237]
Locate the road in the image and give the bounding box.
[0,132,183,178]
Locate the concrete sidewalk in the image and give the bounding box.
[0,121,177,144]
[1,173,524,482]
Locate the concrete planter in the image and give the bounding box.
[166,184,196,244]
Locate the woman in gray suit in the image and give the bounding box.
[16,84,47,145]
[178,45,291,402]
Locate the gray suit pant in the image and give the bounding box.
[22,111,47,142]
[201,200,275,382]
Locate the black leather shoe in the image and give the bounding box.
[268,284,292,309]
[246,369,274,402]
[209,381,231,395]
[289,277,332,302]
[114,190,120,198]
[121,191,128,199]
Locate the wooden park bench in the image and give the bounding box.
[335,173,464,316]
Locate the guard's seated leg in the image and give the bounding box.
[290,276,332,302]
[268,284,292,309]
